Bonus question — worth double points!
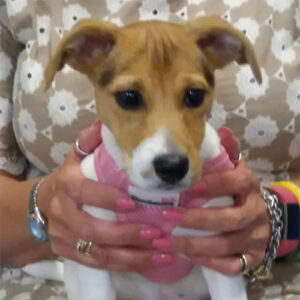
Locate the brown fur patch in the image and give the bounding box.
[202,63,215,87]
[141,25,179,68]
[98,60,115,87]
[45,17,261,185]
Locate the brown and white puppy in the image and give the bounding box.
[43,17,261,300]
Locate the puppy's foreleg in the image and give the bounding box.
[63,154,117,300]
[202,266,247,300]
[172,195,247,300]
[64,259,116,300]
[64,204,118,300]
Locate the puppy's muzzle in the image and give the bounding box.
[153,153,189,184]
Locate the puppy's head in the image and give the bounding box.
[45,17,261,190]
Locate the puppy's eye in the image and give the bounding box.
[184,89,205,108]
[115,91,143,110]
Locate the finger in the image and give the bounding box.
[59,145,133,212]
[77,120,102,154]
[163,199,258,232]
[218,126,240,162]
[50,196,160,247]
[153,224,269,257]
[78,216,154,247]
[56,162,133,211]
[74,246,153,271]
[48,214,71,242]
[51,236,172,272]
[200,161,259,198]
[182,205,255,231]
[72,178,134,211]
[153,232,245,257]
[90,246,173,271]
[192,254,254,276]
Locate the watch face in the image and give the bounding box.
[28,214,49,242]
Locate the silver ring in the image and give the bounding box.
[76,239,93,256]
[74,138,90,158]
[233,153,243,165]
[240,254,251,275]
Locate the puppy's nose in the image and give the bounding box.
[153,154,189,184]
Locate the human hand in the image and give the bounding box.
[41,121,171,272]
[152,128,271,275]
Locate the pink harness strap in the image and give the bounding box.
[94,144,233,283]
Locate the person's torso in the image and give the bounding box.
[2,0,299,183]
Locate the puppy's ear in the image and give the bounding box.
[188,16,262,83]
[44,19,118,90]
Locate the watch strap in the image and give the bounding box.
[28,177,49,242]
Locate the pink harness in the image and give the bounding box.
[94,144,233,283]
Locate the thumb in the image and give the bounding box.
[218,126,240,163]
[77,119,102,154]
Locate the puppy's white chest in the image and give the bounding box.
[76,125,246,300]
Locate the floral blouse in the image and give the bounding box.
[0,0,299,299]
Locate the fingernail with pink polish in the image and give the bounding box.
[192,181,206,193]
[140,228,161,240]
[153,238,173,249]
[218,126,233,138]
[152,253,173,265]
[162,209,183,223]
[117,197,136,210]
[93,119,102,128]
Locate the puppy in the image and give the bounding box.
[42,16,262,300]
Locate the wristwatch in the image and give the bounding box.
[27,177,49,242]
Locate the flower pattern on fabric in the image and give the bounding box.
[223,0,248,7]
[286,80,300,115]
[0,97,12,128]
[244,116,279,148]
[48,90,79,127]
[5,0,28,17]
[271,29,296,64]
[208,101,227,129]
[265,0,295,12]
[36,15,51,47]
[289,133,300,159]
[0,51,12,81]
[62,4,91,31]
[234,18,260,44]
[20,58,44,95]
[50,142,73,165]
[236,66,269,100]
[26,151,48,173]
[106,0,128,14]
[139,0,170,21]
[17,109,37,143]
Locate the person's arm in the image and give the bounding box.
[0,6,52,266]
[0,173,55,266]
[293,178,300,185]
[0,5,50,266]
[1,122,172,271]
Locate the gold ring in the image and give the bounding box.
[234,153,243,165]
[74,138,90,158]
[76,239,93,256]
